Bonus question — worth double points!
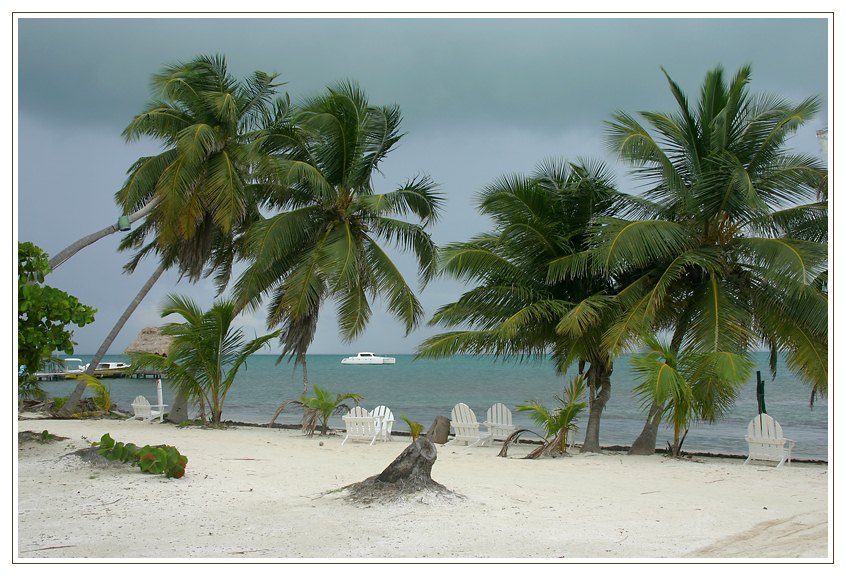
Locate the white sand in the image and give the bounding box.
[15,417,830,561]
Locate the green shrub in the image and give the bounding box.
[97,433,188,479]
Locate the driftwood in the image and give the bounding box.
[339,437,461,503]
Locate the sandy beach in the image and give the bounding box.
[15,416,830,561]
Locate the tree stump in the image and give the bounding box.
[340,437,460,503]
[377,436,438,485]
[426,415,451,444]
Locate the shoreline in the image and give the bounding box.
[15,416,830,560]
[19,412,830,465]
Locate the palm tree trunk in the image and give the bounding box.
[58,262,166,416]
[580,359,612,453]
[628,400,664,455]
[166,392,190,424]
[301,354,309,394]
[48,198,159,272]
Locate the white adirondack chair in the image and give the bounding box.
[447,403,492,447]
[130,395,166,422]
[372,405,395,442]
[341,406,379,446]
[484,402,516,442]
[744,413,795,468]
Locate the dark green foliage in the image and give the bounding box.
[17,242,96,389]
[97,433,188,479]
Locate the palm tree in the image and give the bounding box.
[129,295,281,425]
[516,374,588,456]
[59,55,283,415]
[295,385,363,436]
[600,65,828,454]
[630,335,754,456]
[234,81,443,391]
[416,158,633,453]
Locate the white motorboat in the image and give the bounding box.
[62,358,85,376]
[340,352,396,365]
[77,361,132,376]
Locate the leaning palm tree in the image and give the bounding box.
[59,55,283,416]
[235,81,443,392]
[417,158,634,453]
[130,295,281,425]
[599,65,828,454]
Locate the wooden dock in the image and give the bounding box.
[35,370,163,381]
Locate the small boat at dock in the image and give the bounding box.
[340,352,396,365]
[77,361,133,377]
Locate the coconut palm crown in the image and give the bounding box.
[234,81,443,377]
[116,54,284,289]
[599,64,827,404]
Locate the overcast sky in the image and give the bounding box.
[14,14,830,356]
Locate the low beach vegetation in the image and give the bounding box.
[80,374,112,414]
[97,433,188,479]
[400,415,424,441]
[513,374,588,456]
[289,385,363,437]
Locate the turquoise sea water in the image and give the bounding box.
[39,352,829,461]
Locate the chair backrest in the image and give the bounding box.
[372,405,394,433]
[131,395,151,418]
[348,406,369,419]
[748,413,784,441]
[450,403,481,437]
[451,403,477,424]
[487,403,512,426]
[343,406,376,438]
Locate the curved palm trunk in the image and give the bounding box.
[48,198,159,272]
[58,262,167,416]
[628,400,664,455]
[167,392,190,424]
[580,359,612,453]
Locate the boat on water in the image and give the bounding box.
[62,358,85,376]
[75,361,133,377]
[340,352,396,365]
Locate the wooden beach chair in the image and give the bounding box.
[446,403,491,447]
[341,406,379,446]
[484,402,516,442]
[130,395,166,423]
[372,405,395,442]
[744,413,795,468]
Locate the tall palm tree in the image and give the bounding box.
[129,295,281,425]
[416,158,633,452]
[599,65,828,454]
[59,55,283,415]
[234,81,443,391]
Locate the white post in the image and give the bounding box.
[156,378,165,421]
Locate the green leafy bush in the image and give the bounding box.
[97,433,187,479]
